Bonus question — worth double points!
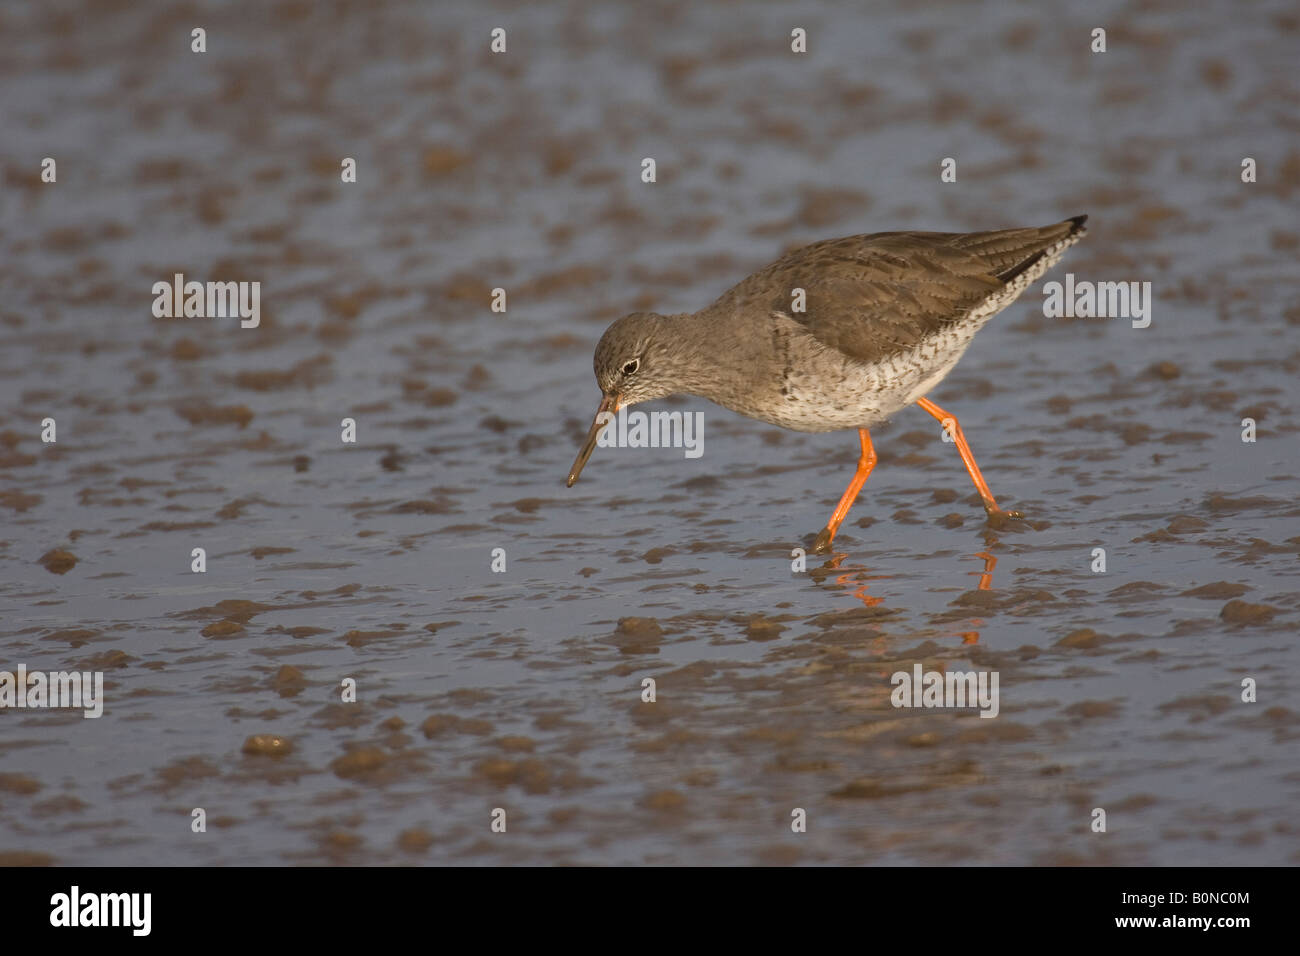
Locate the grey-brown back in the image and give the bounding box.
[705,216,1087,367]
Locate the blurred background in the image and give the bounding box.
[1,0,1297,864]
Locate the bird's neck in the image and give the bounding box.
[655,309,751,402]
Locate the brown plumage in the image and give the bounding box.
[716,216,1086,367]
[568,216,1089,552]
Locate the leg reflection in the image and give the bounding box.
[959,551,999,644]
[809,552,890,608]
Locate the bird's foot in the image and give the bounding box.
[812,527,837,554]
[982,503,1024,529]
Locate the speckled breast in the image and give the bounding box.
[734,315,985,433]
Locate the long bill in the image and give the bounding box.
[566,392,619,487]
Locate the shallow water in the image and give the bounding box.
[2,0,1298,865]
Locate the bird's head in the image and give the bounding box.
[568,312,684,486]
[591,311,684,407]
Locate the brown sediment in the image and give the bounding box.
[242,734,294,757]
[179,599,276,625]
[474,757,553,794]
[267,625,329,638]
[397,829,435,853]
[174,403,254,428]
[0,489,40,511]
[270,666,306,696]
[152,757,220,793]
[421,715,494,738]
[0,773,42,795]
[38,549,76,574]
[169,338,203,360]
[75,650,133,670]
[251,547,296,560]
[1055,628,1110,649]
[342,629,404,648]
[232,354,332,391]
[641,789,687,811]
[1220,600,1278,625]
[1181,582,1250,599]
[1063,700,1123,719]
[741,615,787,641]
[330,748,391,781]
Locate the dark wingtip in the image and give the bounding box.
[1067,214,1089,233]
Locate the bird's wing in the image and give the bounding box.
[711,218,1085,367]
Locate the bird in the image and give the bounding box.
[567,215,1089,553]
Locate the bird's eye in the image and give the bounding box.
[622,359,639,376]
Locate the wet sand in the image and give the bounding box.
[1,0,1298,864]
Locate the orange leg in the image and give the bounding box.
[813,428,876,553]
[916,397,1022,522]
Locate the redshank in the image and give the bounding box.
[567,216,1088,552]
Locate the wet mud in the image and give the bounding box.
[1,0,1297,864]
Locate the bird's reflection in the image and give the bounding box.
[958,551,997,644]
[809,551,890,607]
[810,549,998,645]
